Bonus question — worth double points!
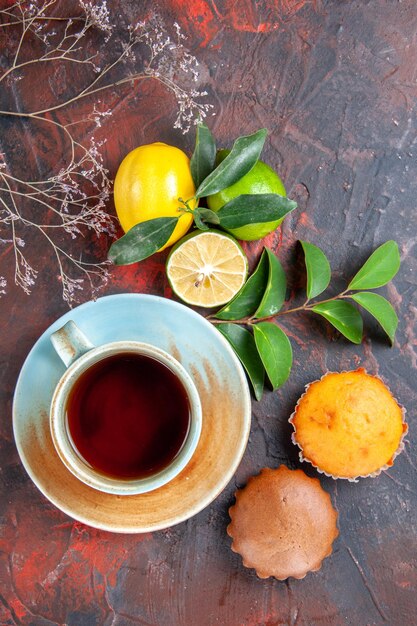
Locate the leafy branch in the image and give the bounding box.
[105,121,401,402]
[209,241,400,400]
[0,1,212,304]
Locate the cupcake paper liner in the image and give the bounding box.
[227,466,339,580]
[289,368,408,482]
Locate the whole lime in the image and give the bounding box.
[207,150,286,241]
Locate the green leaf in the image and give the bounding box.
[193,211,210,231]
[214,250,269,320]
[300,240,331,300]
[190,123,216,189]
[253,322,293,390]
[350,292,398,345]
[217,324,265,400]
[254,248,286,317]
[312,300,363,344]
[348,241,400,290]
[108,217,178,265]
[193,207,220,227]
[217,194,297,229]
[195,128,267,198]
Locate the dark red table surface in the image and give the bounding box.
[1,1,416,625]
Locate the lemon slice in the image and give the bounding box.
[167,231,248,307]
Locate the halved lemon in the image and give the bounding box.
[167,231,248,308]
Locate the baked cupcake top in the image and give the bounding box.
[227,466,338,580]
[290,368,407,480]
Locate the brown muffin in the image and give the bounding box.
[290,369,407,480]
[227,466,338,580]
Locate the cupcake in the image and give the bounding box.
[227,466,339,580]
[289,368,407,480]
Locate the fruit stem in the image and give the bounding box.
[177,196,197,214]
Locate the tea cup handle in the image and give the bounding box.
[50,320,95,368]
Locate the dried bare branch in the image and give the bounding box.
[0,1,212,304]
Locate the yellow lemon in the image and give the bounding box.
[114,142,196,250]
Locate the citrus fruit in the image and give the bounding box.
[166,231,248,307]
[114,142,196,250]
[207,149,286,241]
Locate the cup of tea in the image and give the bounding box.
[49,321,202,495]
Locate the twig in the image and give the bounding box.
[208,291,350,325]
[0,1,212,304]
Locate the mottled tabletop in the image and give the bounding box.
[1,1,416,625]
